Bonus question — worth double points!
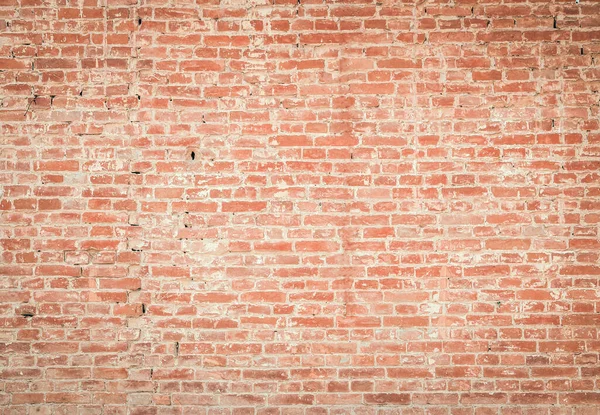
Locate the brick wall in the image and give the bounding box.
[1,0,600,412]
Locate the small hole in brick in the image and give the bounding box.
[138,18,142,25]
[190,151,195,161]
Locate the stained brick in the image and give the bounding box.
[1,0,599,411]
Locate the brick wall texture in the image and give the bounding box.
[2,0,600,413]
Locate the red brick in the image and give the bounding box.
[1,1,598,412]
[46,368,91,379]
[152,368,194,380]
[365,393,410,405]
[560,393,600,405]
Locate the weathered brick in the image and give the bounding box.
[1,0,599,411]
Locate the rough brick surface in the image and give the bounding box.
[1,0,600,412]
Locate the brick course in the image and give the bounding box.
[1,0,600,412]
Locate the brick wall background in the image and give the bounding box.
[1,0,600,412]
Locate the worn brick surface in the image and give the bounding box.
[1,0,600,412]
